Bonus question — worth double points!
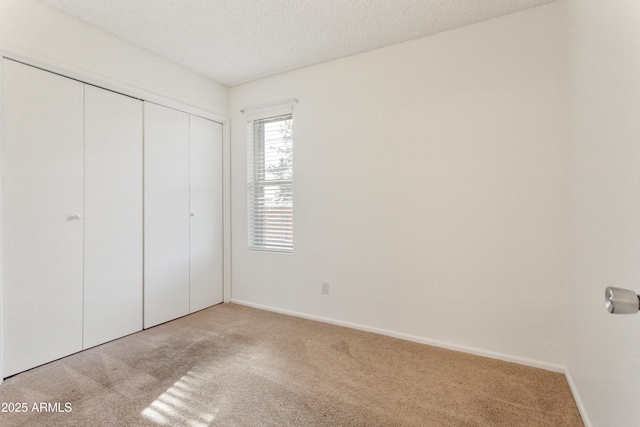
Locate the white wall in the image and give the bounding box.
[230,3,567,370]
[566,0,640,426]
[0,0,228,116]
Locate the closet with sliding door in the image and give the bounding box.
[1,58,223,378]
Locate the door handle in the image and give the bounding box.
[69,214,82,221]
[605,287,640,314]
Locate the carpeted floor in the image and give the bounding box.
[0,303,583,426]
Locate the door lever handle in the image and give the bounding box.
[605,287,640,314]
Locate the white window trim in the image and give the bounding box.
[241,98,297,117]
[244,100,296,253]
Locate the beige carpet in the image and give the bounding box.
[0,303,583,426]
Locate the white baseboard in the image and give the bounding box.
[564,368,592,427]
[230,298,565,373]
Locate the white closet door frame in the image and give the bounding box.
[0,53,229,378]
[144,102,191,328]
[84,85,143,349]
[190,116,224,312]
[2,59,84,377]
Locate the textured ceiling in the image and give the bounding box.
[37,0,556,87]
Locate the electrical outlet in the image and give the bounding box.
[321,280,329,295]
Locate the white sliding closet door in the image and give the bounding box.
[2,59,84,376]
[84,86,143,348]
[144,102,190,328]
[189,116,223,312]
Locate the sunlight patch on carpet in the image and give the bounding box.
[142,370,218,426]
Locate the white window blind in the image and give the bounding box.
[247,107,293,252]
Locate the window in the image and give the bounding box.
[246,105,294,252]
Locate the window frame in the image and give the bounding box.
[245,104,295,253]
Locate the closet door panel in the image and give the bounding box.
[189,116,223,312]
[84,86,143,348]
[2,59,84,376]
[144,102,190,328]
